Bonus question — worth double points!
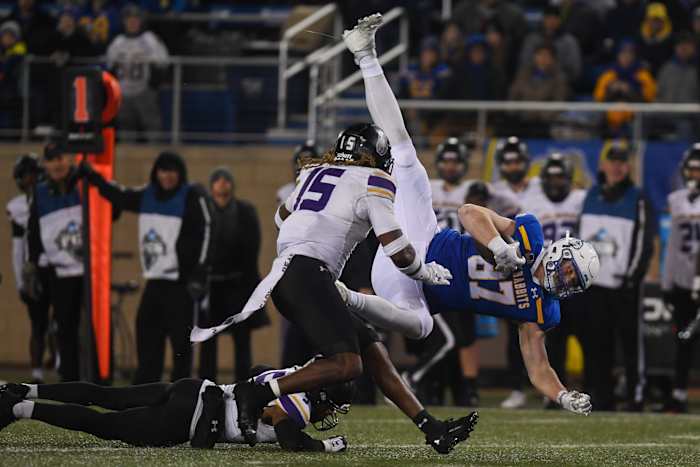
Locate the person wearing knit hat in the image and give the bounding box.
[638,2,674,74]
[197,166,268,382]
[79,151,213,384]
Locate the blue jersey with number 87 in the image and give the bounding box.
[423,213,560,330]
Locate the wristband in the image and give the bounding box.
[487,235,509,254]
[398,254,423,277]
[382,235,410,257]
[556,390,567,406]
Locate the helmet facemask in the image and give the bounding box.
[308,387,351,431]
[542,233,588,299]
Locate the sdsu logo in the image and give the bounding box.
[54,220,83,261]
[142,228,167,270]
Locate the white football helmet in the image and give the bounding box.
[541,232,599,299]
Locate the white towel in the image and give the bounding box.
[189,254,294,343]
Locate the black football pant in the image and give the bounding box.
[506,321,527,391]
[26,266,52,370]
[545,296,585,387]
[133,280,193,384]
[31,379,201,446]
[669,287,700,390]
[49,273,82,382]
[199,280,253,382]
[582,285,645,410]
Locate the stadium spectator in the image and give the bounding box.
[579,144,655,412]
[519,5,582,84]
[444,35,505,101]
[605,0,646,46]
[80,151,212,384]
[559,0,605,66]
[79,0,122,53]
[638,2,675,75]
[399,37,450,138]
[27,143,85,382]
[656,32,699,138]
[484,19,516,83]
[4,0,54,55]
[7,153,50,383]
[106,3,169,142]
[508,44,568,137]
[440,20,465,69]
[593,40,656,136]
[199,167,269,383]
[0,21,26,129]
[452,0,527,63]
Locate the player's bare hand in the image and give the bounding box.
[492,241,526,274]
[557,390,592,416]
[413,261,452,286]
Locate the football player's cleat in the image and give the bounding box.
[233,382,264,447]
[0,383,29,399]
[0,385,23,432]
[342,13,382,63]
[426,411,479,454]
[501,390,527,409]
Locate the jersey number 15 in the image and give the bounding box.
[293,167,345,212]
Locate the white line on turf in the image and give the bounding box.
[668,435,700,440]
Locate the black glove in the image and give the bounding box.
[187,267,209,302]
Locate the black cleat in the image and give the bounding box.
[426,411,479,454]
[655,398,688,414]
[0,387,23,432]
[0,384,29,399]
[233,382,264,447]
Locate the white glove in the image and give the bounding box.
[411,261,453,286]
[557,390,592,415]
[322,435,348,453]
[489,236,525,273]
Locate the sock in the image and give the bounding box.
[672,388,688,402]
[31,368,43,381]
[12,400,34,419]
[359,56,382,78]
[462,377,478,393]
[25,384,38,399]
[412,409,441,436]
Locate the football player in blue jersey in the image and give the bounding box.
[338,13,600,415]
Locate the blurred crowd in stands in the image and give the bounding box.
[1,0,700,139]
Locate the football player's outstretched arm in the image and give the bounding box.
[519,323,592,415]
[458,204,525,273]
[263,405,347,453]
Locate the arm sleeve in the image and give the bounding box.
[27,194,43,264]
[11,234,25,291]
[627,194,656,285]
[89,170,144,212]
[177,186,212,280]
[274,418,325,452]
[361,194,401,237]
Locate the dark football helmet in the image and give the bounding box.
[541,152,573,203]
[308,379,356,431]
[495,136,529,184]
[13,153,42,191]
[334,123,393,174]
[435,137,469,184]
[292,140,319,178]
[681,142,700,191]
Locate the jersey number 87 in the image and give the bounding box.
[467,255,516,305]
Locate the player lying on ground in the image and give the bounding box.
[336,14,600,415]
[0,365,351,452]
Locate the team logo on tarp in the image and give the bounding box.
[142,228,167,270]
[55,220,83,261]
[588,228,618,258]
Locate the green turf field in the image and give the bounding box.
[1,402,700,466]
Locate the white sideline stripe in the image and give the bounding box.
[1,443,686,453]
[668,435,700,440]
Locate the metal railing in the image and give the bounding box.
[277,3,340,129]
[307,6,410,142]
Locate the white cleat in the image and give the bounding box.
[342,13,382,63]
[500,390,527,409]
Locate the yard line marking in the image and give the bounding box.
[668,435,700,440]
[351,443,688,449]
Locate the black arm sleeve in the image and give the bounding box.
[87,169,144,212]
[177,185,212,281]
[11,220,25,237]
[627,193,656,285]
[27,193,43,263]
[274,419,325,452]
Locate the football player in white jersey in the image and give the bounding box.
[0,366,351,452]
[523,153,586,408]
[190,90,453,446]
[660,144,700,413]
[7,154,50,383]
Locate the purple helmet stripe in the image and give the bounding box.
[368,175,396,194]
